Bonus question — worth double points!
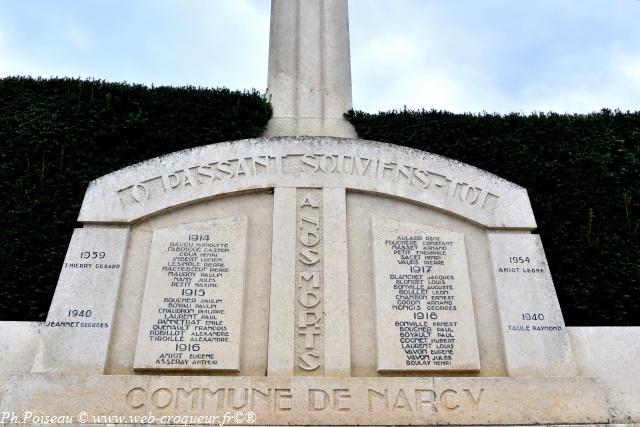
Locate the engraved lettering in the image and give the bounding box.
[275,388,293,411]
[298,352,321,371]
[460,185,480,204]
[201,388,225,411]
[309,389,330,411]
[196,164,216,183]
[372,218,481,372]
[368,388,390,412]
[126,387,147,409]
[298,290,320,308]
[131,183,149,202]
[216,161,233,177]
[299,330,321,348]
[235,158,252,177]
[124,386,481,415]
[302,154,319,171]
[415,389,438,412]
[464,388,484,407]
[252,156,269,174]
[299,249,320,265]
[176,388,200,411]
[298,310,321,328]
[295,190,324,374]
[228,388,249,409]
[250,388,272,411]
[151,388,173,409]
[392,389,413,412]
[133,218,247,371]
[120,154,500,215]
[333,389,351,411]
[319,155,338,173]
[440,389,459,410]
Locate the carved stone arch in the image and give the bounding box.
[78,137,536,229]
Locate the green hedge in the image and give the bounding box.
[1,77,638,326]
[0,77,272,321]
[346,109,640,326]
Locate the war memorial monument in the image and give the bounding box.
[1,0,639,425]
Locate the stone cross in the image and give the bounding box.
[263,0,357,138]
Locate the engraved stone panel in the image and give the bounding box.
[294,189,324,375]
[134,217,247,371]
[488,232,577,376]
[372,218,480,372]
[77,138,537,229]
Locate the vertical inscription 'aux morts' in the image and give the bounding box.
[295,189,324,374]
[134,217,247,371]
[372,218,481,372]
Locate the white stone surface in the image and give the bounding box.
[570,327,640,423]
[267,187,297,376]
[265,0,356,137]
[488,232,577,376]
[322,187,351,376]
[134,217,248,371]
[372,218,480,372]
[32,226,129,374]
[78,137,536,229]
[1,373,609,425]
[0,322,41,402]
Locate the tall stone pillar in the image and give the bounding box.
[264,0,357,138]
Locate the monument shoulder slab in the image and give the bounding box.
[32,226,129,374]
[488,232,577,376]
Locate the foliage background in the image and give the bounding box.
[346,109,639,326]
[0,77,272,320]
[1,77,637,325]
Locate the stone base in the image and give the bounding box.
[1,374,609,425]
[570,327,640,424]
[263,117,358,138]
[0,321,41,404]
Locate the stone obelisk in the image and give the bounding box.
[263,0,357,138]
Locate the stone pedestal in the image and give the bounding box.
[2,137,637,425]
[1,374,609,425]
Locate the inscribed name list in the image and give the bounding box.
[372,218,480,371]
[134,217,247,371]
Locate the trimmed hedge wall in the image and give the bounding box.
[0,77,272,321]
[346,109,639,326]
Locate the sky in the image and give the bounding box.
[0,0,639,114]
